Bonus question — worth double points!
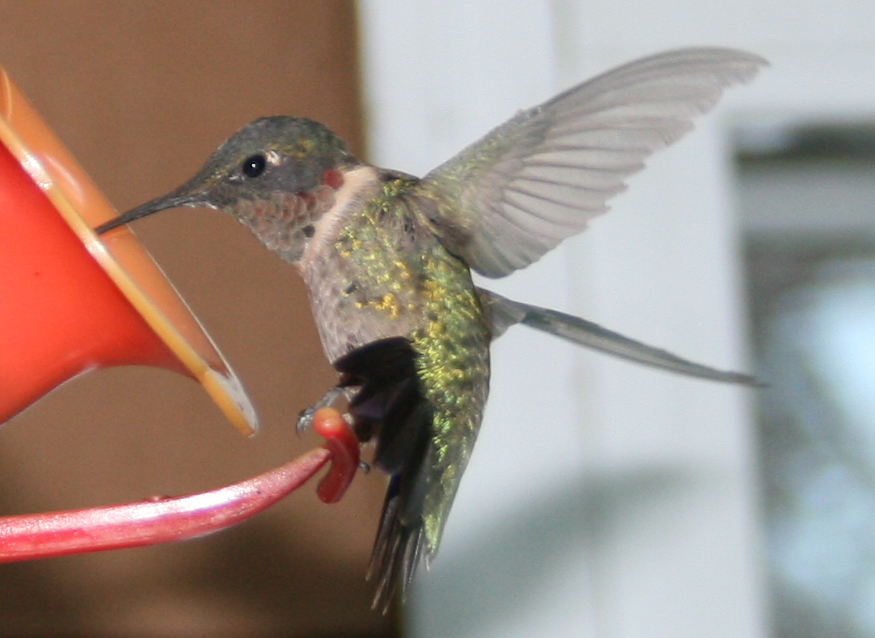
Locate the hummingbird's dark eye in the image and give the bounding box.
[242,154,267,178]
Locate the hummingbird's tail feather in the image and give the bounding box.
[332,337,435,612]
[367,475,428,612]
[478,289,759,386]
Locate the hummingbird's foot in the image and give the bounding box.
[296,386,345,435]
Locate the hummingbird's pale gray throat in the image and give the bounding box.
[97,47,767,610]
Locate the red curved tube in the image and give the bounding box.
[0,448,330,562]
[0,406,362,562]
[313,407,361,504]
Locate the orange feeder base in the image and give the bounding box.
[0,63,257,434]
[0,143,186,422]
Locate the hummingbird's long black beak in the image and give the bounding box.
[95,188,202,235]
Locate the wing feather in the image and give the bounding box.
[417,47,767,277]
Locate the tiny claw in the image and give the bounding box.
[312,406,361,504]
[296,407,316,437]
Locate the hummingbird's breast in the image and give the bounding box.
[298,165,490,363]
[299,165,420,361]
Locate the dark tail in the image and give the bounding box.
[333,337,434,612]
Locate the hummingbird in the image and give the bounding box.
[97,47,765,609]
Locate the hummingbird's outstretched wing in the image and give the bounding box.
[478,289,760,386]
[417,48,767,278]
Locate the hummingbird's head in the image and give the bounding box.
[97,116,358,261]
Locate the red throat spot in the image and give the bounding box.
[321,168,344,190]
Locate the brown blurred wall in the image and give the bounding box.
[0,2,397,636]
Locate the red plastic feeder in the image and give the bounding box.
[0,65,257,435]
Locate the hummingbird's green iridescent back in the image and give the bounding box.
[303,172,492,601]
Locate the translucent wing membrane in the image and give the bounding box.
[419,48,767,277]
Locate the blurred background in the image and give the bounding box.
[0,2,390,636]
[2,1,875,637]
